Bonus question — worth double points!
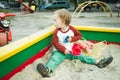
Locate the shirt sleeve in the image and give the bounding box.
[70,26,82,42]
[52,29,66,53]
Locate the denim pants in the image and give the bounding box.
[46,50,96,72]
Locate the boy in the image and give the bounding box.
[37,9,113,77]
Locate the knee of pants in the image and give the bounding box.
[78,54,96,64]
[53,51,65,62]
[46,51,65,72]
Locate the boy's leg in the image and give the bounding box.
[66,53,75,60]
[76,53,113,68]
[37,63,50,77]
[77,54,113,68]
[96,56,113,68]
[66,53,96,64]
[37,51,66,77]
[46,51,66,72]
[78,54,96,64]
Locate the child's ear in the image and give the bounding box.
[62,20,65,24]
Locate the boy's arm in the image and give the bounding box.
[52,30,66,53]
[70,26,82,42]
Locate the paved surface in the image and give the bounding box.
[11,11,120,42]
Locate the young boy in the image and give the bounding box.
[37,9,113,77]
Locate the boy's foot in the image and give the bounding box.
[36,63,50,77]
[96,56,113,68]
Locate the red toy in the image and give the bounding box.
[0,13,15,46]
[71,43,83,56]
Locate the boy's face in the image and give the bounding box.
[53,14,65,29]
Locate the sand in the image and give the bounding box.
[10,44,120,80]
[7,11,120,80]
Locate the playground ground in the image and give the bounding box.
[11,11,120,42]
[8,11,120,80]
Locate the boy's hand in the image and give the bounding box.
[64,49,70,54]
[67,37,71,42]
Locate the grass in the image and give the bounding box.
[0,9,14,13]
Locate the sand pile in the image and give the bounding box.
[10,44,120,80]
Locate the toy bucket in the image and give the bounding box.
[71,43,82,56]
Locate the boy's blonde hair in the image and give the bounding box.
[54,9,71,26]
